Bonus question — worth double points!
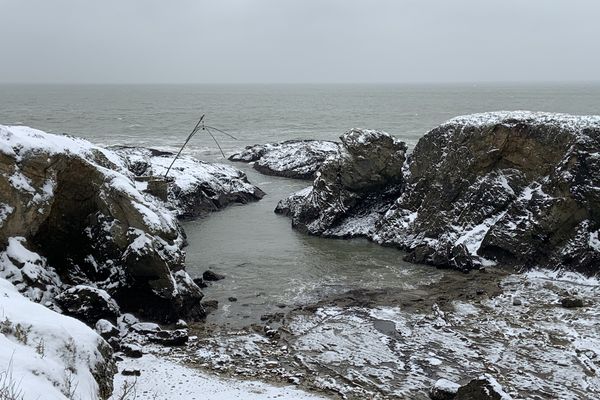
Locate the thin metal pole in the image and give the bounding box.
[205,127,226,158]
[164,114,205,178]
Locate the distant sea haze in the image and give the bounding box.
[1,83,599,158]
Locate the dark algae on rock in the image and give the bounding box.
[276,112,600,274]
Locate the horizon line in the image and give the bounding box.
[1,80,599,86]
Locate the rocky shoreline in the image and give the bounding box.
[1,112,600,399]
[0,125,265,398]
[269,112,600,275]
[152,267,599,399]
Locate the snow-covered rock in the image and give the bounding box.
[275,129,407,235]
[377,111,600,273]
[455,374,513,400]
[113,146,265,219]
[197,268,600,398]
[277,112,600,274]
[0,277,116,400]
[230,140,341,179]
[0,125,203,322]
[55,285,121,324]
[429,378,460,400]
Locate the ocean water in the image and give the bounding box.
[2,83,599,326]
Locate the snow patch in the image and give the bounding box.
[111,355,325,400]
[0,278,112,400]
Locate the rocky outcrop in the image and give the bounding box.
[230,140,340,179]
[112,146,265,219]
[429,375,512,400]
[0,125,204,322]
[275,129,407,236]
[56,285,120,324]
[456,375,512,400]
[277,112,600,274]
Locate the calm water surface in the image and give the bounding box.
[2,83,598,326]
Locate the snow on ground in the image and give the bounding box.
[188,269,600,399]
[0,278,112,400]
[110,355,326,400]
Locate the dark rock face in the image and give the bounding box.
[429,378,460,400]
[277,113,600,274]
[376,112,600,273]
[561,297,584,308]
[56,285,120,324]
[0,126,205,323]
[429,375,511,400]
[112,146,265,219]
[275,129,407,236]
[230,140,341,180]
[455,375,512,399]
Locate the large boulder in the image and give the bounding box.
[275,129,407,236]
[455,375,512,399]
[56,285,120,324]
[429,375,512,400]
[276,112,600,274]
[230,140,341,179]
[0,125,204,322]
[112,146,265,219]
[375,111,600,273]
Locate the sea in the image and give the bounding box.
[2,83,599,327]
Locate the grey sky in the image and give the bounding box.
[1,0,599,84]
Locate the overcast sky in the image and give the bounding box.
[1,0,599,84]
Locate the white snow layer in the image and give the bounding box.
[0,124,178,235]
[443,110,600,131]
[0,278,109,400]
[110,355,326,400]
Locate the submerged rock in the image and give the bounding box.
[230,140,340,179]
[0,125,204,322]
[277,112,600,274]
[112,146,265,219]
[203,269,225,281]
